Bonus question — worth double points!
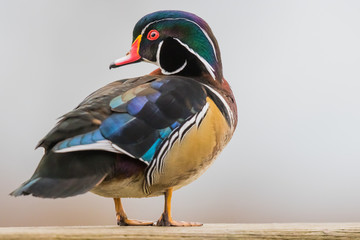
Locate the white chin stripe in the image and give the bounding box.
[156,40,188,75]
[156,40,164,68]
[161,60,187,75]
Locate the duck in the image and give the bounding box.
[11,10,238,227]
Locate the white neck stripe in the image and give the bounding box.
[173,38,216,80]
[156,38,214,79]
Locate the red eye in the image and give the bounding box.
[147,29,159,40]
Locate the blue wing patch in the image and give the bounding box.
[53,77,207,164]
[54,129,106,151]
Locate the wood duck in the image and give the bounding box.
[11,10,238,227]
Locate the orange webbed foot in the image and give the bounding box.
[156,213,203,227]
[114,198,154,226]
[116,215,154,226]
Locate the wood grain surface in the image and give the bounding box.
[1,223,360,239]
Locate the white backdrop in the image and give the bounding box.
[1,0,360,226]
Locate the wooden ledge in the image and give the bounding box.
[1,223,360,239]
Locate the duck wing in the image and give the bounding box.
[11,75,209,198]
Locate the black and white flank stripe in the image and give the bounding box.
[144,102,209,194]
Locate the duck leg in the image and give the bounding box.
[113,198,154,226]
[156,188,203,227]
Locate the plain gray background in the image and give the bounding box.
[1,0,360,226]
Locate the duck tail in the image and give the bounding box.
[10,150,116,198]
[10,175,107,198]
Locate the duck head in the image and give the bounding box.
[110,10,223,83]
